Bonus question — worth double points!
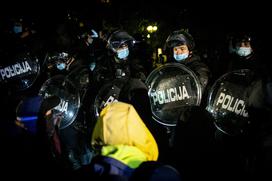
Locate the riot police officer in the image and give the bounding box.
[165,30,210,92]
[91,30,153,135]
[93,30,146,88]
[227,32,263,73]
[161,30,215,180]
[209,32,272,179]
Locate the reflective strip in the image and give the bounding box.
[19,116,38,122]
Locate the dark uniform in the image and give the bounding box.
[161,30,215,180]
[91,30,149,120]
[206,33,272,180]
[165,30,210,92]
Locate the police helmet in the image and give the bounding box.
[232,32,252,47]
[165,30,195,51]
[107,30,136,52]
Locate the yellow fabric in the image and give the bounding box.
[101,145,147,168]
[92,102,158,161]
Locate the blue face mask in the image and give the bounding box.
[117,48,129,60]
[236,47,252,57]
[13,25,22,34]
[174,52,189,62]
[89,62,96,71]
[56,63,66,70]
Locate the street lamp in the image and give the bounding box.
[147,25,158,33]
[147,25,153,33]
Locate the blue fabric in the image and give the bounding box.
[92,156,135,178]
[17,96,43,117]
[16,96,43,134]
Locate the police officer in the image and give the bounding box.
[227,32,263,73]
[93,30,146,88]
[165,30,210,92]
[91,30,153,135]
[163,30,215,180]
[196,30,272,179]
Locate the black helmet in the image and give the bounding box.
[107,30,136,52]
[165,30,195,51]
[231,32,253,47]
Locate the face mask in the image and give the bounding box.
[13,25,22,34]
[236,47,252,57]
[174,52,189,62]
[87,37,93,45]
[56,63,66,70]
[117,48,129,60]
[89,62,96,71]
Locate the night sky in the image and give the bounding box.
[1,1,270,56]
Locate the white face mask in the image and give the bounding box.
[236,47,252,57]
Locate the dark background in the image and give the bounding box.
[0,1,271,179]
[1,0,270,53]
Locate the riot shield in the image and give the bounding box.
[93,79,128,118]
[146,63,202,126]
[0,54,40,91]
[39,75,80,129]
[206,69,255,136]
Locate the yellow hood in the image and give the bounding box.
[91,102,158,161]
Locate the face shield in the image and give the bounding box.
[107,30,136,53]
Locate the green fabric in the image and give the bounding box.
[91,102,159,161]
[101,145,147,168]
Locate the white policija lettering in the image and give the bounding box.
[103,96,118,108]
[216,92,248,117]
[151,86,190,105]
[43,93,69,114]
[0,61,32,80]
[55,99,69,113]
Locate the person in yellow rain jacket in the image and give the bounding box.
[90,101,159,179]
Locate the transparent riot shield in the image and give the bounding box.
[93,79,128,118]
[39,75,80,129]
[206,69,255,136]
[146,63,202,126]
[0,54,40,91]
